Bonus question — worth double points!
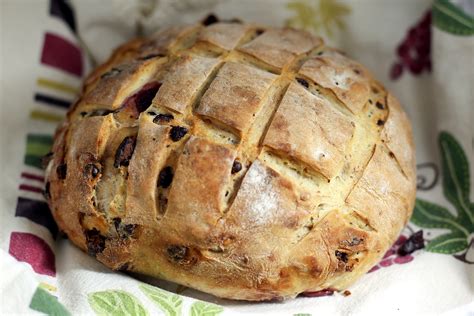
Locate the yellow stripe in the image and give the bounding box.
[37,77,79,95]
[30,110,64,123]
[39,282,57,292]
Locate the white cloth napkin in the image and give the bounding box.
[1,0,473,315]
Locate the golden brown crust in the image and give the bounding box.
[152,55,221,114]
[125,116,172,225]
[166,137,236,244]
[196,22,252,51]
[45,23,416,301]
[197,62,277,136]
[263,82,354,179]
[82,58,163,110]
[239,28,323,70]
[298,50,371,114]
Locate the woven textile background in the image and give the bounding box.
[0,0,473,315]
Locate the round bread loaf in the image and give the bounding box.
[45,22,416,301]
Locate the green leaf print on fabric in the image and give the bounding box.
[426,232,468,254]
[439,131,474,229]
[433,0,474,36]
[139,284,183,316]
[29,286,71,316]
[286,0,351,37]
[412,131,473,262]
[190,301,224,316]
[88,290,148,316]
[412,199,468,234]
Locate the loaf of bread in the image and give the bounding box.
[45,21,416,301]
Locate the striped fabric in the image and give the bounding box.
[40,32,83,77]
[8,1,85,313]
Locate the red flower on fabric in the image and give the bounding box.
[390,11,432,80]
[369,231,424,272]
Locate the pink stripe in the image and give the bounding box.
[394,255,414,264]
[40,32,83,76]
[9,232,56,276]
[380,258,394,267]
[300,289,335,297]
[21,172,45,183]
[19,184,43,194]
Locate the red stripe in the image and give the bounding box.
[40,32,83,77]
[21,172,45,183]
[19,184,44,194]
[9,232,56,276]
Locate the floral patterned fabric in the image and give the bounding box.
[0,0,472,315]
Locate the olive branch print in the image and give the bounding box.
[88,290,148,316]
[412,131,474,263]
[88,285,224,316]
[140,284,183,316]
[432,0,474,36]
[286,0,351,37]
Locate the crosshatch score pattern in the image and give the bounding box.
[45,22,416,301]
